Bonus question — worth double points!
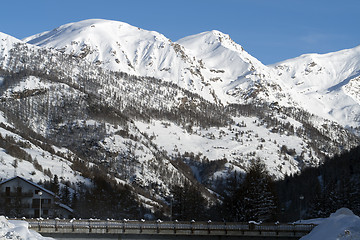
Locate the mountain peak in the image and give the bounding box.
[0,31,23,45]
[178,30,245,54]
[24,19,168,47]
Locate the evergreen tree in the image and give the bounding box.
[71,190,78,210]
[60,185,71,206]
[171,182,206,221]
[222,172,245,221]
[242,159,277,221]
[50,175,60,195]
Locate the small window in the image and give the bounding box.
[5,187,10,196]
[35,189,40,194]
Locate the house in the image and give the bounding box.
[0,176,73,218]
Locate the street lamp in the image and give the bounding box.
[170,197,173,222]
[38,191,43,219]
[299,195,304,222]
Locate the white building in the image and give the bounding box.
[0,176,73,218]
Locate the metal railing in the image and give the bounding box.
[19,219,316,237]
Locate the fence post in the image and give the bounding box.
[88,220,91,233]
[55,219,58,232]
[293,223,296,236]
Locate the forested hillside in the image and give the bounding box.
[276,146,360,221]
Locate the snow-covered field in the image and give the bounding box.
[0,216,53,240]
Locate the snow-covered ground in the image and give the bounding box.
[136,117,319,179]
[0,216,53,240]
[300,208,360,240]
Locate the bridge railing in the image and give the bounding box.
[18,219,316,236]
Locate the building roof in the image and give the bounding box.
[58,203,74,213]
[0,176,56,197]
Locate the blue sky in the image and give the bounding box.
[0,0,359,64]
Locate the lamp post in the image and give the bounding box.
[38,191,43,219]
[299,195,304,222]
[169,196,173,222]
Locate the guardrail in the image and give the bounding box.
[16,219,315,237]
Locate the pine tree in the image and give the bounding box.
[242,159,277,222]
[222,172,246,221]
[60,185,71,206]
[50,175,60,195]
[171,182,206,221]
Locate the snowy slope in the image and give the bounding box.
[177,31,283,104]
[271,46,360,128]
[24,19,217,102]
[0,108,89,185]
[0,32,22,52]
[0,32,29,71]
[135,116,319,180]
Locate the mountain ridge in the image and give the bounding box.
[23,19,360,129]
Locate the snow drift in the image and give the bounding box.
[0,216,53,240]
[300,208,360,240]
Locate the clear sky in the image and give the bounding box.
[0,0,359,64]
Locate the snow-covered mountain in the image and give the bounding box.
[23,19,218,102]
[24,19,289,106]
[0,19,359,216]
[24,19,360,130]
[177,30,282,104]
[270,46,360,128]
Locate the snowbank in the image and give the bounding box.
[0,216,53,240]
[300,208,360,240]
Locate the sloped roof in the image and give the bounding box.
[58,203,74,213]
[0,176,56,197]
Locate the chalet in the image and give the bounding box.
[0,176,73,218]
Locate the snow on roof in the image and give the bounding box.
[0,176,56,197]
[58,203,74,213]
